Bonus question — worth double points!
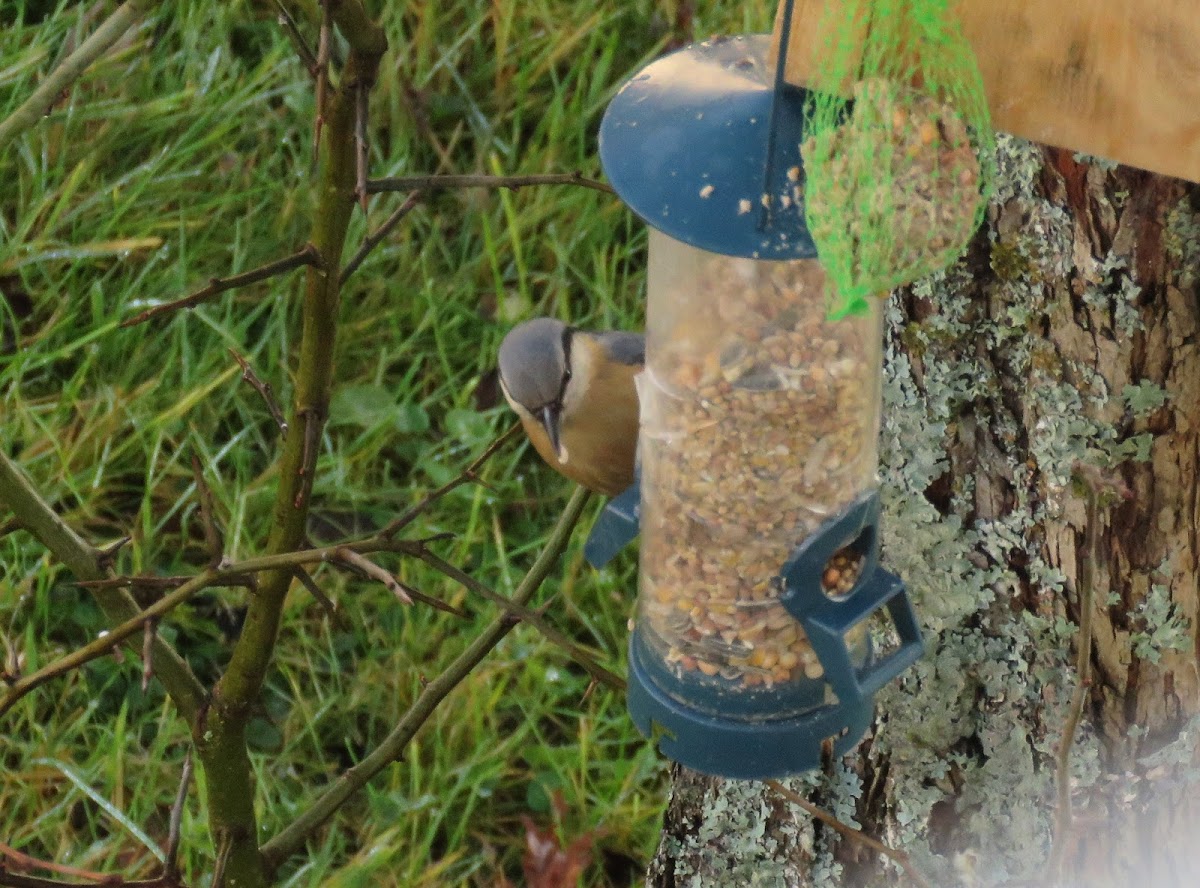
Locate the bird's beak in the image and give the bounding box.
[540,404,567,463]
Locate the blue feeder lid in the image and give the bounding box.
[599,33,817,260]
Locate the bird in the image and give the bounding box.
[497,317,643,497]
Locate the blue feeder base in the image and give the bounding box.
[627,633,874,779]
[591,487,925,779]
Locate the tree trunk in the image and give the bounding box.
[646,137,1200,887]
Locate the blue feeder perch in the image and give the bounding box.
[588,19,924,780]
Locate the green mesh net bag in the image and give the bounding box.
[800,0,995,317]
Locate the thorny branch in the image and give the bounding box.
[0,0,152,153]
[191,455,224,568]
[274,0,318,76]
[0,567,233,720]
[355,81,370,211]
[230,349,288,436]
[259,487,591,872]
[341,169,614,282]
[332,547,413,604]
[291,566,343,624]
[2,484,547,718]
[765,781,932,888]
[196,5,386,876]
[381,423,520,537]
[164,750,193,880]
[312,0,331,165]
[405,543,625,692]
[119,244,320,327]
[367,172,613,195]
[0,840,123,884]
[0,451,206,721]
[339,190,422,283]
[142,619,157,693]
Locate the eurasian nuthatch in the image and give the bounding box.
[497,317,643,496]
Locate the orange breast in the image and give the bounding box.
[520,361,640,497]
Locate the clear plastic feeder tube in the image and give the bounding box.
[636,229,883,714]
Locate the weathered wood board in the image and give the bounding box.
[772,0,1200,183]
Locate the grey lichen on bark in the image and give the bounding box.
[647,135,1200,887]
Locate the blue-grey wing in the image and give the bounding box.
[596,330,645,366]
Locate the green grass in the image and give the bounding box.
[1,1,776,884]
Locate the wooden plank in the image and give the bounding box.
[772,0,1200,183]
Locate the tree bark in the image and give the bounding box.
[647,138,1200,887]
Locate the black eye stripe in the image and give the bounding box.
[555,326,575,404]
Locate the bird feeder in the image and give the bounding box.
[584,2,940,779]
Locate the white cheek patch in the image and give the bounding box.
[558,442,570,464]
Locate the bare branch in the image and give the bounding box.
[260,487,591,872]
[77,575,190,591]
[293,409,322,509]
[0,451,206,721]
[291,567,343,625]
[210,833,232,888]
[355,81,369,212]
[765,780,932,888]
[367,172,613,195]
[0,569,222,720]
[141,619,156,693]
[229,349,288,437]
[333,548,412,604]
[274,0,318,77]
[404,543,624,691]
[381,423,520,538]
[96,535,131,570]
[120,244,320,328]
[340,191,422,284]
[191,455,224,568]
[312,0,331,166]
[0,838,127,885]
[164,749,193,880]
[0,1,151,153]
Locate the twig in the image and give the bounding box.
[141,619,156,693]
[0,840,121,883]
[163,749,193,880]
[274,0,318,76]
[0,873,176,888]
[405,543,624,692]
[75,575,242,591]
[0,568,221,720]
[190,455,224,568]
[210,832,232,888]
[260,487,591,872]
[354,80,369,212]
[120,244,320,328]
[0,451,206,721]
[95,536,131,570]
[291,567,343,625]
[381,424,520,538]
[312,0,331,166]
[366,172,613,195]
[2,425,511,717]
[333,548,412,604]
[765,780,932,888]
[229,349,288,437]
[297,408,321,486]
[0,0,150,153]
[340,191,421,284]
